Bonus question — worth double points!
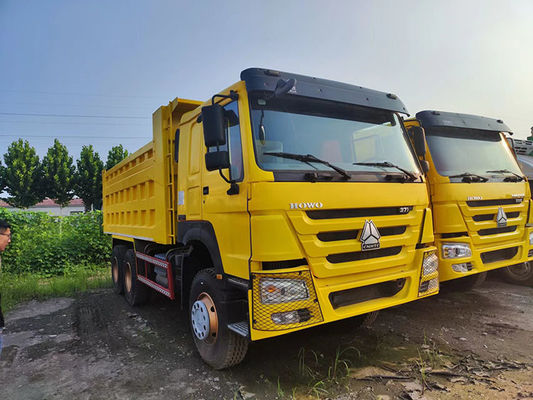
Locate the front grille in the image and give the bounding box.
[441,232,468,239]
[467,199,521,207]
[329,278,406,309]
[317,230,357,242]
[317,226,406,242]
[473,211,519,221]
[478,226,517,236]
[480,247,518,264]
[327,246,402,264]
[262,259,307,270]
[306,206,412,220]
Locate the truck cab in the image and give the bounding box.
[405,111,533,287]
[103,68,439,369]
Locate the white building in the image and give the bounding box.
[0,198,85,216]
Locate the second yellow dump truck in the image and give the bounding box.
[103,68,438,369]
[405,111,533,289]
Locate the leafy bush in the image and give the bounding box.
[0,209,111,276]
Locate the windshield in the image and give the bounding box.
[425,127,522,177]
[248,94,420,179]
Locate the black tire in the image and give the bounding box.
[189,269,248,369]
[111,245,127,295]
[500,263,533,286]
[444,271,487,292]
[123,249,149,307]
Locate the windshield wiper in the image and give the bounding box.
[353,161,417,181]
[448,172,488,182]
[263,152,351,180]
[486,169,525,182]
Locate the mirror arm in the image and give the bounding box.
[217,169,239,195]
[211,90,239,105]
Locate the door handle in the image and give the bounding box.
[203,186,209,195]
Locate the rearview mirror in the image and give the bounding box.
[205,151,230,171]
[202,104,226,147]
[409,126,426,157]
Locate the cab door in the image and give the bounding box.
[201,97,251,280]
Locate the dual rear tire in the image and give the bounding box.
[111,245,148,306]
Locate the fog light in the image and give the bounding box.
[452,262,473,273]
[442,243,471,259]
[271,309,311,325]
[260,278,309,304]
[422,251,438,276]
[419,278,438,294]
[529,232,533,245]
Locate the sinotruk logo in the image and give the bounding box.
[496,207,507,227]
[360,220,381,251]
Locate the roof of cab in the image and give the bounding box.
[416,110,512,133]
[241,67,409,114]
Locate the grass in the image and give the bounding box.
[0,264,111,312]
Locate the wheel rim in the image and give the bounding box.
[507,263,532,279]
[124,262,132,292]
[112,257,119,284]
[191,292,218,343]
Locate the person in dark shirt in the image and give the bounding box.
[0,219,12,357]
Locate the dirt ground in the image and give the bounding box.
[0,275,532,400]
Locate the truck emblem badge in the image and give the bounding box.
[289,202,324,209]
[496,207,507,227]
[360,220,381,251]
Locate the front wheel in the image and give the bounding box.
[189,269,248,369]
[500,263,533,286]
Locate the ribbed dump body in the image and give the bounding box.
[102,98,202,244]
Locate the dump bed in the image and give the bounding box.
[102,98,202,244]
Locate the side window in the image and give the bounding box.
[209,101,244,181]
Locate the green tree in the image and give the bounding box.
[74,145,104,211]
[106,144,129,170]
[0,159,5,192]
[42,139,76,207]
[2,139,44,208]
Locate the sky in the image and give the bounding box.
[1,0,533,162]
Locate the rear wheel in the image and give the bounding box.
[500,263,533,286]
[111,245,127,295]
[189,269,248,369]
[445,272,487,292]
[123,249,149,306]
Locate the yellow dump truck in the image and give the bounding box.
[103,68,438,369]
[405,111,533,289]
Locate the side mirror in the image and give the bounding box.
[205,151,230,171]
[202,104,226,147]
[409,126,426,157]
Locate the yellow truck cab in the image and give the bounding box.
[405,111,533,288]
[103,68,438,369]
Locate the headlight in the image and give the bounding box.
[422,251,438,276]
[259,278,309,304]
[442,243,472,259]
[529,232,533,245]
